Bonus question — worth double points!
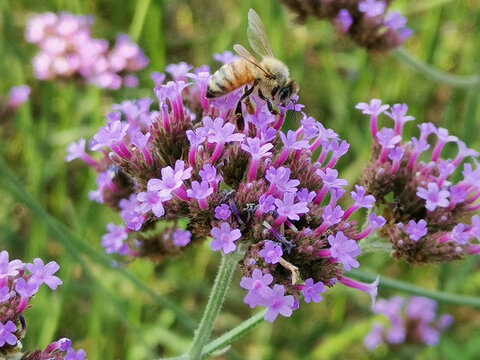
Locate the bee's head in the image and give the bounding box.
[276,80,299,106]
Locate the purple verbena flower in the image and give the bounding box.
[0,286,11,303]
[59,339,74,353]
[152,160,192,198]
[364,323,384,350]
[376,128,402,162]
[91,120,129,151]
[336,9,353,33]
[416,182,450,211]
[326,232,361,271]
[463,163,480,186]
[302,278,326,303]
[215,204,231,220]
[210,222,241,254]
[266,166,300,194]
[199,164,220,184]
[256,194,276,216]
[240,268,273,308]
[322,205,345,225]
[351,185,376,208]
[432,127,458,162]
[385,103,415,135]
[0,321,18,347]
[26,258,63,290]
[173,229,192,246]
[241,137,273,159]
[259,241,283,264]
[274,193,310,224]
[355,99,389,117]
[389,145,405,173]
[279,130,310,151]
[340,275,380,306]
[137,179,173,217]
[370,213,387,229]
[202,116,245,144]
[66,139,98,168]
[102,223,129,253]
[406,219,428,241]
[0,251,24,279]
[359,0,387,17]
[454,140,479,166]
[15,277,39,298]
[451,224,471,245]
[165,62,192,81]
[8,85,31,108]
[263,284,295,323]
[297,188,316,203]
[65,347,87,360]
[187,181,214,208]
[214,50,239,64]
[385,12,408,30]
[316,168,348,190]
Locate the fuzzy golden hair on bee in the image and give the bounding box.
[206,9,298,107]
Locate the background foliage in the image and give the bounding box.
[1,0,480,358]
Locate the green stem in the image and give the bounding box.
[393,47,480,87]
[348,269,480,308]
[201,309,267,359]
[187,252,241,359]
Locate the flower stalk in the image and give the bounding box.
[187,251,242,359]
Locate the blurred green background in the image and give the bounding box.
[1,0,480,359]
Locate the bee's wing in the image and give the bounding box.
[247,9,274,58]
[233,44,274,78]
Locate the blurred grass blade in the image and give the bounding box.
[129,0,152,42]
[0,155,197,331]
[307,318,378,360]
[349,269,480,308]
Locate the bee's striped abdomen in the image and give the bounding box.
[206,58,256,98]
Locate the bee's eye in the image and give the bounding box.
[279,86,291,103]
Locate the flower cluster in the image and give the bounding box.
[25,12,149,89]
[365,296,454,350]
[358,99,480,265]
[0,251,86,359]
[67,57,383,322]
[278,0,413,50]
[0,86,31,122]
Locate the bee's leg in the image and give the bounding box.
[244,96,255,115]
[258,90,279,116]
[235,81,258,115]
[234,81,258,131]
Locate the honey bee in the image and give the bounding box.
[207,9,299,121]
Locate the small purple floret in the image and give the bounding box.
[173,229,192,246]
[328,232,361,271]
[259,241,283,264]
[302,278,326,303]
[210,222,241,254]
[406,219,428,241]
